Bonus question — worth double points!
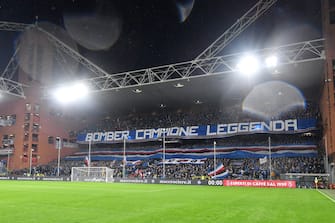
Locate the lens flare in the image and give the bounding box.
[64,14,122,51]
[242,81,305,120]
[176,0,194,23]
[17,22,79,84]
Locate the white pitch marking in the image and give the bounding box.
[317,189,335,203]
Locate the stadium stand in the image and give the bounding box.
[7,102,327,189]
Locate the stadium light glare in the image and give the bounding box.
[53,82,89,104]
[265,55,278,68]
[73,82,89,98]
[236,55,260,75]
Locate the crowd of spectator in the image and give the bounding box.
[6,101,325,190]
[178,133,319,149]
[76,101,319,134]
[11,156,324,182]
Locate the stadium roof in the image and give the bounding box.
[57,59,324,117]
[0,0,324,117]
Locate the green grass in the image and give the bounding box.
[0,181,334,223]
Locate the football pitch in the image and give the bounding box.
[0,181,334,223]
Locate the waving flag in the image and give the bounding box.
[259,156,267,164]
[126,160,142,166]
[135,168,144,178]
[84,156,90,166]
[212,170,229,179]
[208,163,225,176]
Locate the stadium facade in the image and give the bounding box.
[0,73,81,170]
[322,0,335,167]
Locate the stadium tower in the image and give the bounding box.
[0,25,83,171]
[0,58,82,172]
[322,0,335,177]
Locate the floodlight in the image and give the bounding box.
[236,55,260,75]
[53,86,72,104]
[53,82,89,104]
[265,55,278,68]
[73,82,89,98]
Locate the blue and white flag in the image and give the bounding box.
[259,156,267,164]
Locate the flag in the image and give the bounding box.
[159,158,206,165]
[124,160,141,166]
[135,169,143,178]
[84,156,90,166]
[259,156,267,164]
[129,160,142,166]
[208,163,225,176]
[211,170,229,179]
[110,160,116,168]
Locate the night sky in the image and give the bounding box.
[0,0,322,75]
[0,0,325,117]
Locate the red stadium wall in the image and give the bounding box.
[322,0,335,163]
[0,74,80,171]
